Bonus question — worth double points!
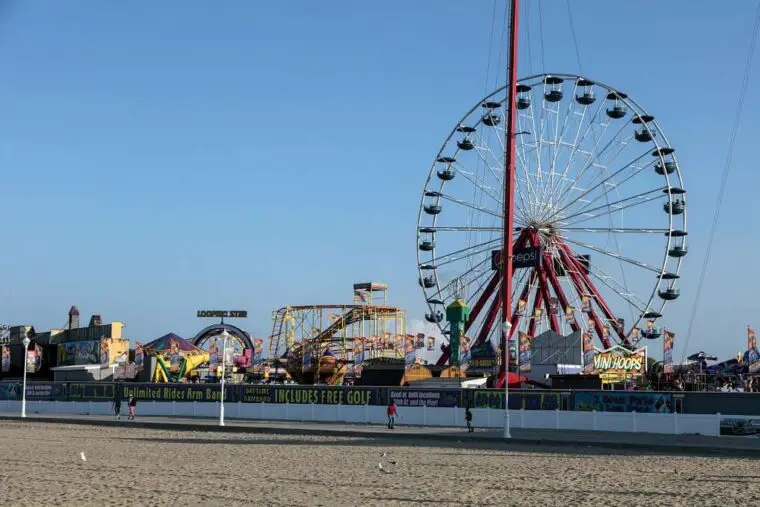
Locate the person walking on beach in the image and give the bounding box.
[127,395,137,420]
[465,407,473,432]
[387,400,397,429]
[112,389,122,420]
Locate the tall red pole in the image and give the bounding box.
[501,0,519,378]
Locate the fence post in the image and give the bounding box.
[152,400,156,416]
[192,401,197,417]
[423,404,427,426]
[632,410,637,433]
[172,401,176,417]
[71,400,75,414]
[237,401,241,419]
[592,410,597,431]
[716,412,721,437]
[88,401,92,415]
[259,401,265,420]
[285,402,290,420]
[337,402,342,423]
[311,403,315,422]
[673,410,679,435]
[555,408,560,430]
[364,402,369,424]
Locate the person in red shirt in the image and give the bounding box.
[387,400,397,429]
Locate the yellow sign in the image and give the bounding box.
[592,345,647,379]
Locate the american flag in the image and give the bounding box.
[354,290,367,302]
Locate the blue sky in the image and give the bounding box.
[1,1,759,362]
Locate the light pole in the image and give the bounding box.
[21,335,31,418]
[219,329,230,427]
[503,320,512,439]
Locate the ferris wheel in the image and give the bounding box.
[417,73,687,357]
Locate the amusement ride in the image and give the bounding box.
[417,0,687,387]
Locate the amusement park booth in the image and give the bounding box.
[49,308,130,382]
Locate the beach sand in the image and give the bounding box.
[0,421,758,506]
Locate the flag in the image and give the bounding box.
[518,331,531,373]
[647,319,655,332]
[302,341,313,369]
[581,295,591,313]
[427,336,435,351]
[253,338,264,365]
[616,317,625,333]
[404,340,416,371]
[460,338,470,374]
[354,290,367,302]
[534,307,543,319]
[565,306,576,325]
[1,346,9,373]
[582,331,595,373]
[663,329,674,374]
[354,338,365,372]
[516,299,526,316]
[628,327,640,343]
[415,333,425,349]
[549,298,559,315]
[748,327,760,374]
[328,313,340,322]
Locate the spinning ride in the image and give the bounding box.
[417,73,688,369]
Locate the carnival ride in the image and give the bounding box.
[268,283,407,384]
[418,5,687,388]
[143,333,209,383]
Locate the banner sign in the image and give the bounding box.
[415,333,425,349]
[1,346,9,373]
[491,246,541,270]
[426,336,435,351]
[0,325,10,345]
[748,327,760,374]
[134,343,145,373]
[302,341,312,369]
[468,340,497,372]
[387,389,462,408]
[573,391,672,413]
[58,341,100,366]
[582,331,594,373]
[663,329,674,374]
[468,390,560,410]
[26,349,36,373]
[99,339,109,367]
[253,338,264,365]
[518,332,531,373]
[404,338,416,371]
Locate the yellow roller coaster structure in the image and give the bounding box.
[268,283,407,384]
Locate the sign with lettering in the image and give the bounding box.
[591,345,647,381]
[491,246,542,271]
[197,310,248,318]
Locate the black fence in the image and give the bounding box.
[9,382,754,414]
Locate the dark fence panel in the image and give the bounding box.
[2,382,760,415]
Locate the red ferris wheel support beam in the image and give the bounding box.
[537,268,560,333]
[556,244,613,349]
[543,251,580,334]
[527,285,544,338]
[556,241,629,345]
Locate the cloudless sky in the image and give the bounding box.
[1,1,759,362]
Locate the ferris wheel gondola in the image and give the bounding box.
[417,73,687,359]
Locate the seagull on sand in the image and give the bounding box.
[80,452,87,462]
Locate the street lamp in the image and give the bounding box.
[21,335,31,418]
[502,320,512,439]
[219,329,230,427]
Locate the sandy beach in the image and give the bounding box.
[0,421,758,506]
